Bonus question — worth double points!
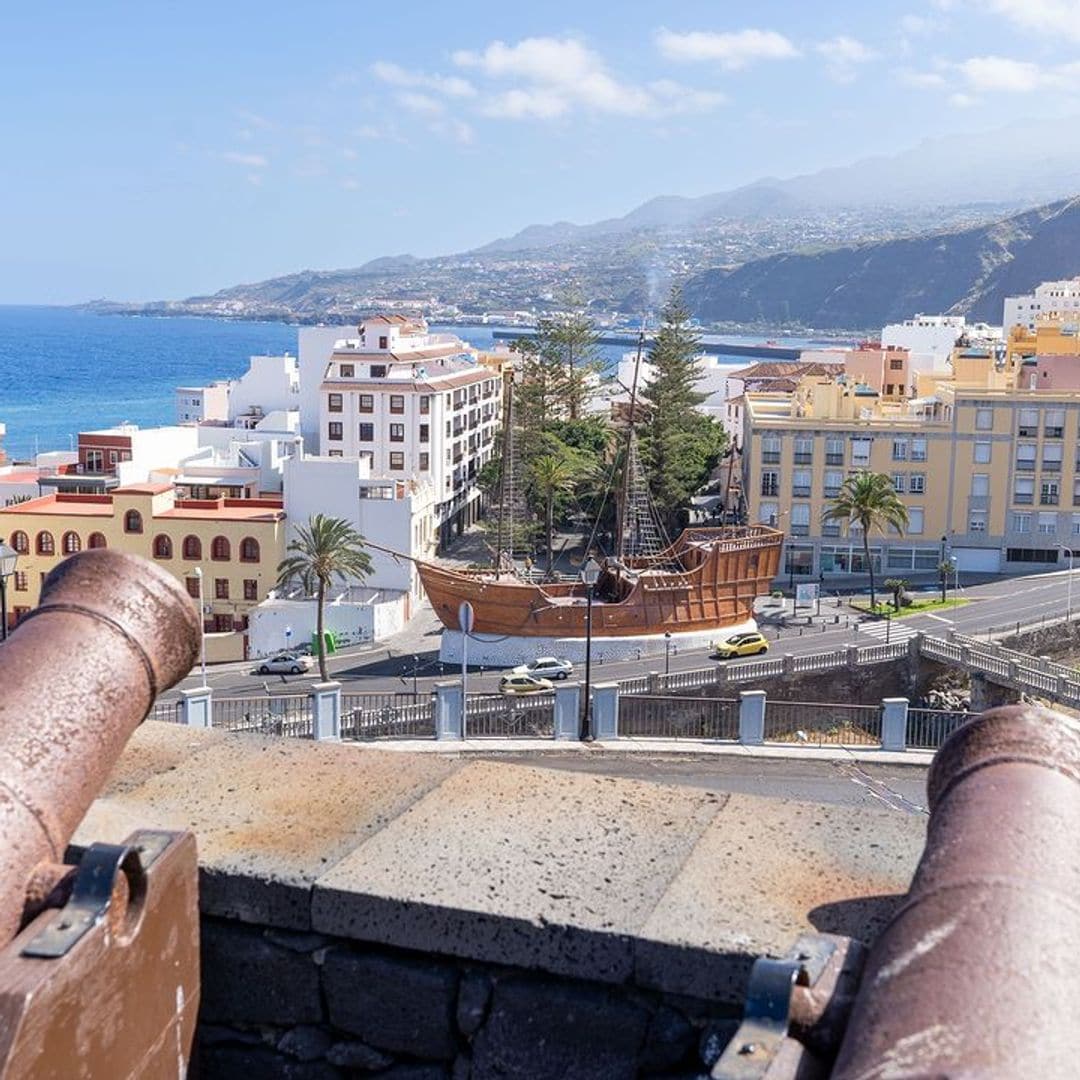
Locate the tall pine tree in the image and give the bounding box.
[639,288,727,533]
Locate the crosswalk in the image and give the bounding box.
[856,619,920,643]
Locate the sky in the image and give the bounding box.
[4,0,1080,304]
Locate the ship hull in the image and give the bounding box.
[418,526,784,638]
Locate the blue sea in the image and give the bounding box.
[0,306,818,461]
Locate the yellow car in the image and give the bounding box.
[711,632,769,659]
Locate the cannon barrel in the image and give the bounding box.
[0,550,198,944]
[832,704,1080,1077]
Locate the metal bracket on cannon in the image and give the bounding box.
[712,934,867,1080]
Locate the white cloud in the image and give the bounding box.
[981,0,1080,43]
[899,13,942,34]
[655,28,800,70]
[371,60,476,98]
[815,36,879,83]
[222,151,268,168]
[397,91,446,116]
[428,117,475,145]
[452,35,726,119]
[950,91,980,107]
[899,68,949,88]
[960,55,1048,92]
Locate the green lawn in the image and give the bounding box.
[851,597,970,619]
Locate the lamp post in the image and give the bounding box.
[664,631,672,675]
[192,566,207,686]
[939,535,948,604]
[580,557,601,741]
[1061,545,1075,622]
[0,542,17,643]
[412,653,419,702]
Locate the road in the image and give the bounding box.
[163,566,1080,703]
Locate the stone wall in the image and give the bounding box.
[198,917,740,1080]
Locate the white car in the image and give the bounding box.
[510,656,574,681]
[256,653,315,676]
[499,673,555,695]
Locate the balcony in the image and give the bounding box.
[1046,427,1064,438]
[791,487,811,498]
[793,453,813,465]
[824,487,841,498]
[790,525,810,537]
[1041,461,1062,472]
[825,453,844,466]
[1016,461,1037,472]
[822,524,841,537]
[1014,493,1034,505]
[760,487,779,498]
[1018,426,1038,438]
[762,452,780,464]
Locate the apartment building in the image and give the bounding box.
[743,349,1080,581]
[0,484,285,658]
[318,316,503,545]
[1004,278,1080,333]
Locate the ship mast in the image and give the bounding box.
[493,372,514,579]
[617,323,646,561]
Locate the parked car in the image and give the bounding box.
[711,632,769,659]
[255,653,315,675]
[510,656,574,681]
[499,673,555,695]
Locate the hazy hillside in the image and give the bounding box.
[682,197,1080,330]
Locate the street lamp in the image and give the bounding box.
[1060,545,1075,622]
[192,566,208,686]
[580,557,601,741]
[939,535,949,604]
[664,631,672,675]
[0,542,17,643]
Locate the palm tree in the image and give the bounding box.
[531,454,577,578]
[824,472,908,610]
[276,514,372,682]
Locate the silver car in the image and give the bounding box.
[256,653,315,676]
[511,656,574,681]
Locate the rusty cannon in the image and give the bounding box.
[714,703,1080,1078]
[0,551,200,1078]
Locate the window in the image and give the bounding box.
[907,507,924,534]
[969,511,988,533]
[911,437,927,462]
[13,571,27,592]
[892,438,908,461]
[371,363,387,377]
[1016,443,1037,471]
[419,452,430,471]
[389,423,405,442]
[244,579,258,601]
[1043,444,1063,471]
[10,531,28,554]
[975,408,993,431]
[36,531,54,556]
[328,393,343,413]
[1015,477,1035,505]
[974,441,992,464]
[760,470,779,497]
[240,537,260,563]
[211,536,230,561]
[1046,409,1065,438]
[851,438,872,467]
[328,422,343,441]
[1018,407,1039,437]
[971,474,990,497]
[1041,480,1060,506]
[792,470,811,497]
[1007,548,1059,564]
[389,452,405,470]
[892,473,905,493]
[909,474,925,494]
[790,503,810,537]
[419,423,429,443]
[328,450,343,458]
[85,449,104,472]
[761,436,781,464]
[215,578,229,600]
[793,437,812,464]
[759,502,779,526]
[182,535,201,560]
[389,395,405,414]
[1038,512,1058,534]
[88,533,107,550]
[124,509,143,534]
[358,394,374,413]
[153,535,173,559]
[378,336,388,350]
[889,357,904,370]
[419,395,430,414]
[825,437,844,465]
[824,470,843,497]
[61,531,80,555]
[339,363,354,377]
[214,614,234,633]
[358,423,374,441]
[1012,512,1031,534]
[1072,515,1080,536]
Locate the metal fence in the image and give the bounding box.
[149,699,181,724]
[211,695,313,738]
[341,692,435,740]
[464,693,555,738]
[906,708,970,750]
[763,700,882,747]
[619,695,738,740]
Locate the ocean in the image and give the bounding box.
[0,306,812,461]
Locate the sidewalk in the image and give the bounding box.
[341,737,933,767]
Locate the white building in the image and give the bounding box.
[176,352,301,429]
[318,316,501,545]
[881,315,967,370]
[175,382,230,424]
[1003,279,1080,333]
[298,326,348,452]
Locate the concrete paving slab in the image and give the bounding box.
[75,727,463,929]
[311,760,726,985]
[634,792,926,1002]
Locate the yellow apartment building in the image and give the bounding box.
[744,361,1080,582]
[0,483,286,659]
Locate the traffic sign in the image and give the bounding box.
[458,601,475,635]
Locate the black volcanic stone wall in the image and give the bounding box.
[196,916,741,1079]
